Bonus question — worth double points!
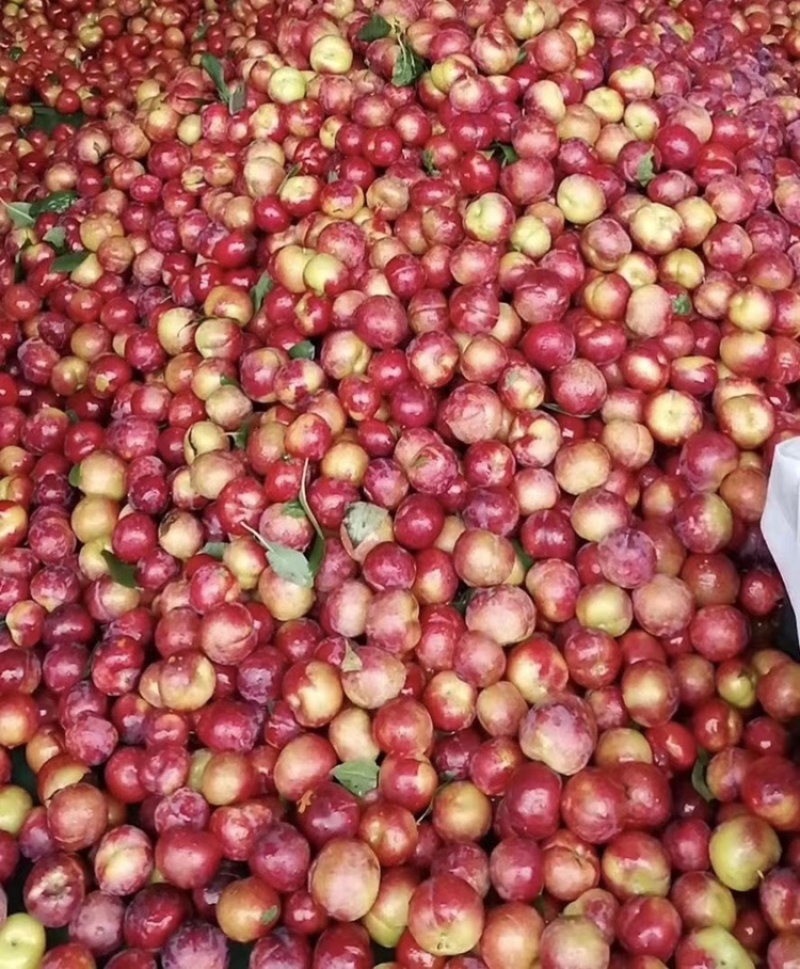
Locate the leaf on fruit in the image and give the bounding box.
[200,53,229,103]
[307,533,326,580]
[250,271,274,313]
[331,759,380,797]
[392,42,426,87]
[341,644,363,672]
[513,540,534,571]
[43,226,67,250]
[516,48,528,65]
[491,142,519,166]
[30,190,79,217]
[344,502,389,548]
[260,906,279,926]
[2,201,34,228]
[358,14,392,42]
[288,340,316,360]
[65,409,79,425]
[201,542,227,560]
[9,47,23,61]
[219,375,239,387]
[283,500,307,519]
[242,525,315,588]
[299,460,325,539]
[26,103,86,134]
[68,465,81,488]
[101,551,140,589]
[452,587,477,615]
[52,250,89,272]
[636,150,657,187]
[421,150,439,176]
[672,293,692,316]
[541,401,568,414]
[193,22,209,40]
[691,749,715,802]
[230,421,251,450]
[228,84,246,114]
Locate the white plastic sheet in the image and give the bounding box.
[762,437,800,639]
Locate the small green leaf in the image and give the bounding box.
[516,49,528,65]
[201,542,227,560]
[541,401,568,414]
[331,759,380,797]
[101,551,140,589]
[307,532,326,580]
[358,14,392,42]
[52,250,90,272]
[10,47,23,62]
[491,143,519,166]
[260,906,279,926]
[453,587,477,615]
[299,460,324,540]
[228,84,246,114]
[192,22,208,40]
[2,201,34,228]
[219,375,239,387]
[636,150,657,187]
[341,644,363,672]
[242,525,315,587]
[513,540,534,571]
[200,53,229,103]
[344,502,389,547]
[673,293,692,316]
[691,750,715,803]
[43,226,67,249]
[230,421,251,450]
[392,42,426,87]
[30,190,79,217]
[250,272,274,313]
[421,150,439,176]
[283,500,306,519]
[65,409,79,424]
[288,340,315,360]
[68,465,81,488]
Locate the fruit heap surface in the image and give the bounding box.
[2,1,800,968]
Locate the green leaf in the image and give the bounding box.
[260,906,279,926]
[513,540,534,571]
[192,22,208,40]
[228,84,246,114]
[673,293,692,316]
[201,542,227,560]
[421,150,439,176]
[30,190,79,217]
[516,48,528,65]
[65,409,79,424]
[43,226,67,249]
[691,750,715,803]
[299,460,324,540]
[541,401,568,414]
[26,104,86,134]
[288,340,315,360]
[341,644,363,672]
[242,525,315,587]
[230,421,251,450]
[251,271,274,313]
[491,143,519,166]
[10,47,23,62]
[358,14,392,42]
[219,375,239,387]
[283,500,306,519]
[331,759,380,797]
[453,587,477,615]
[101,551,140,589]
[343,502,389,547]
[68,465,81,488]
[2,201,34,228]
[392,42,426,87]
[200,53,230,104]
[307,532,326,580]
[636,150,657,187]
[52,250,90,272]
